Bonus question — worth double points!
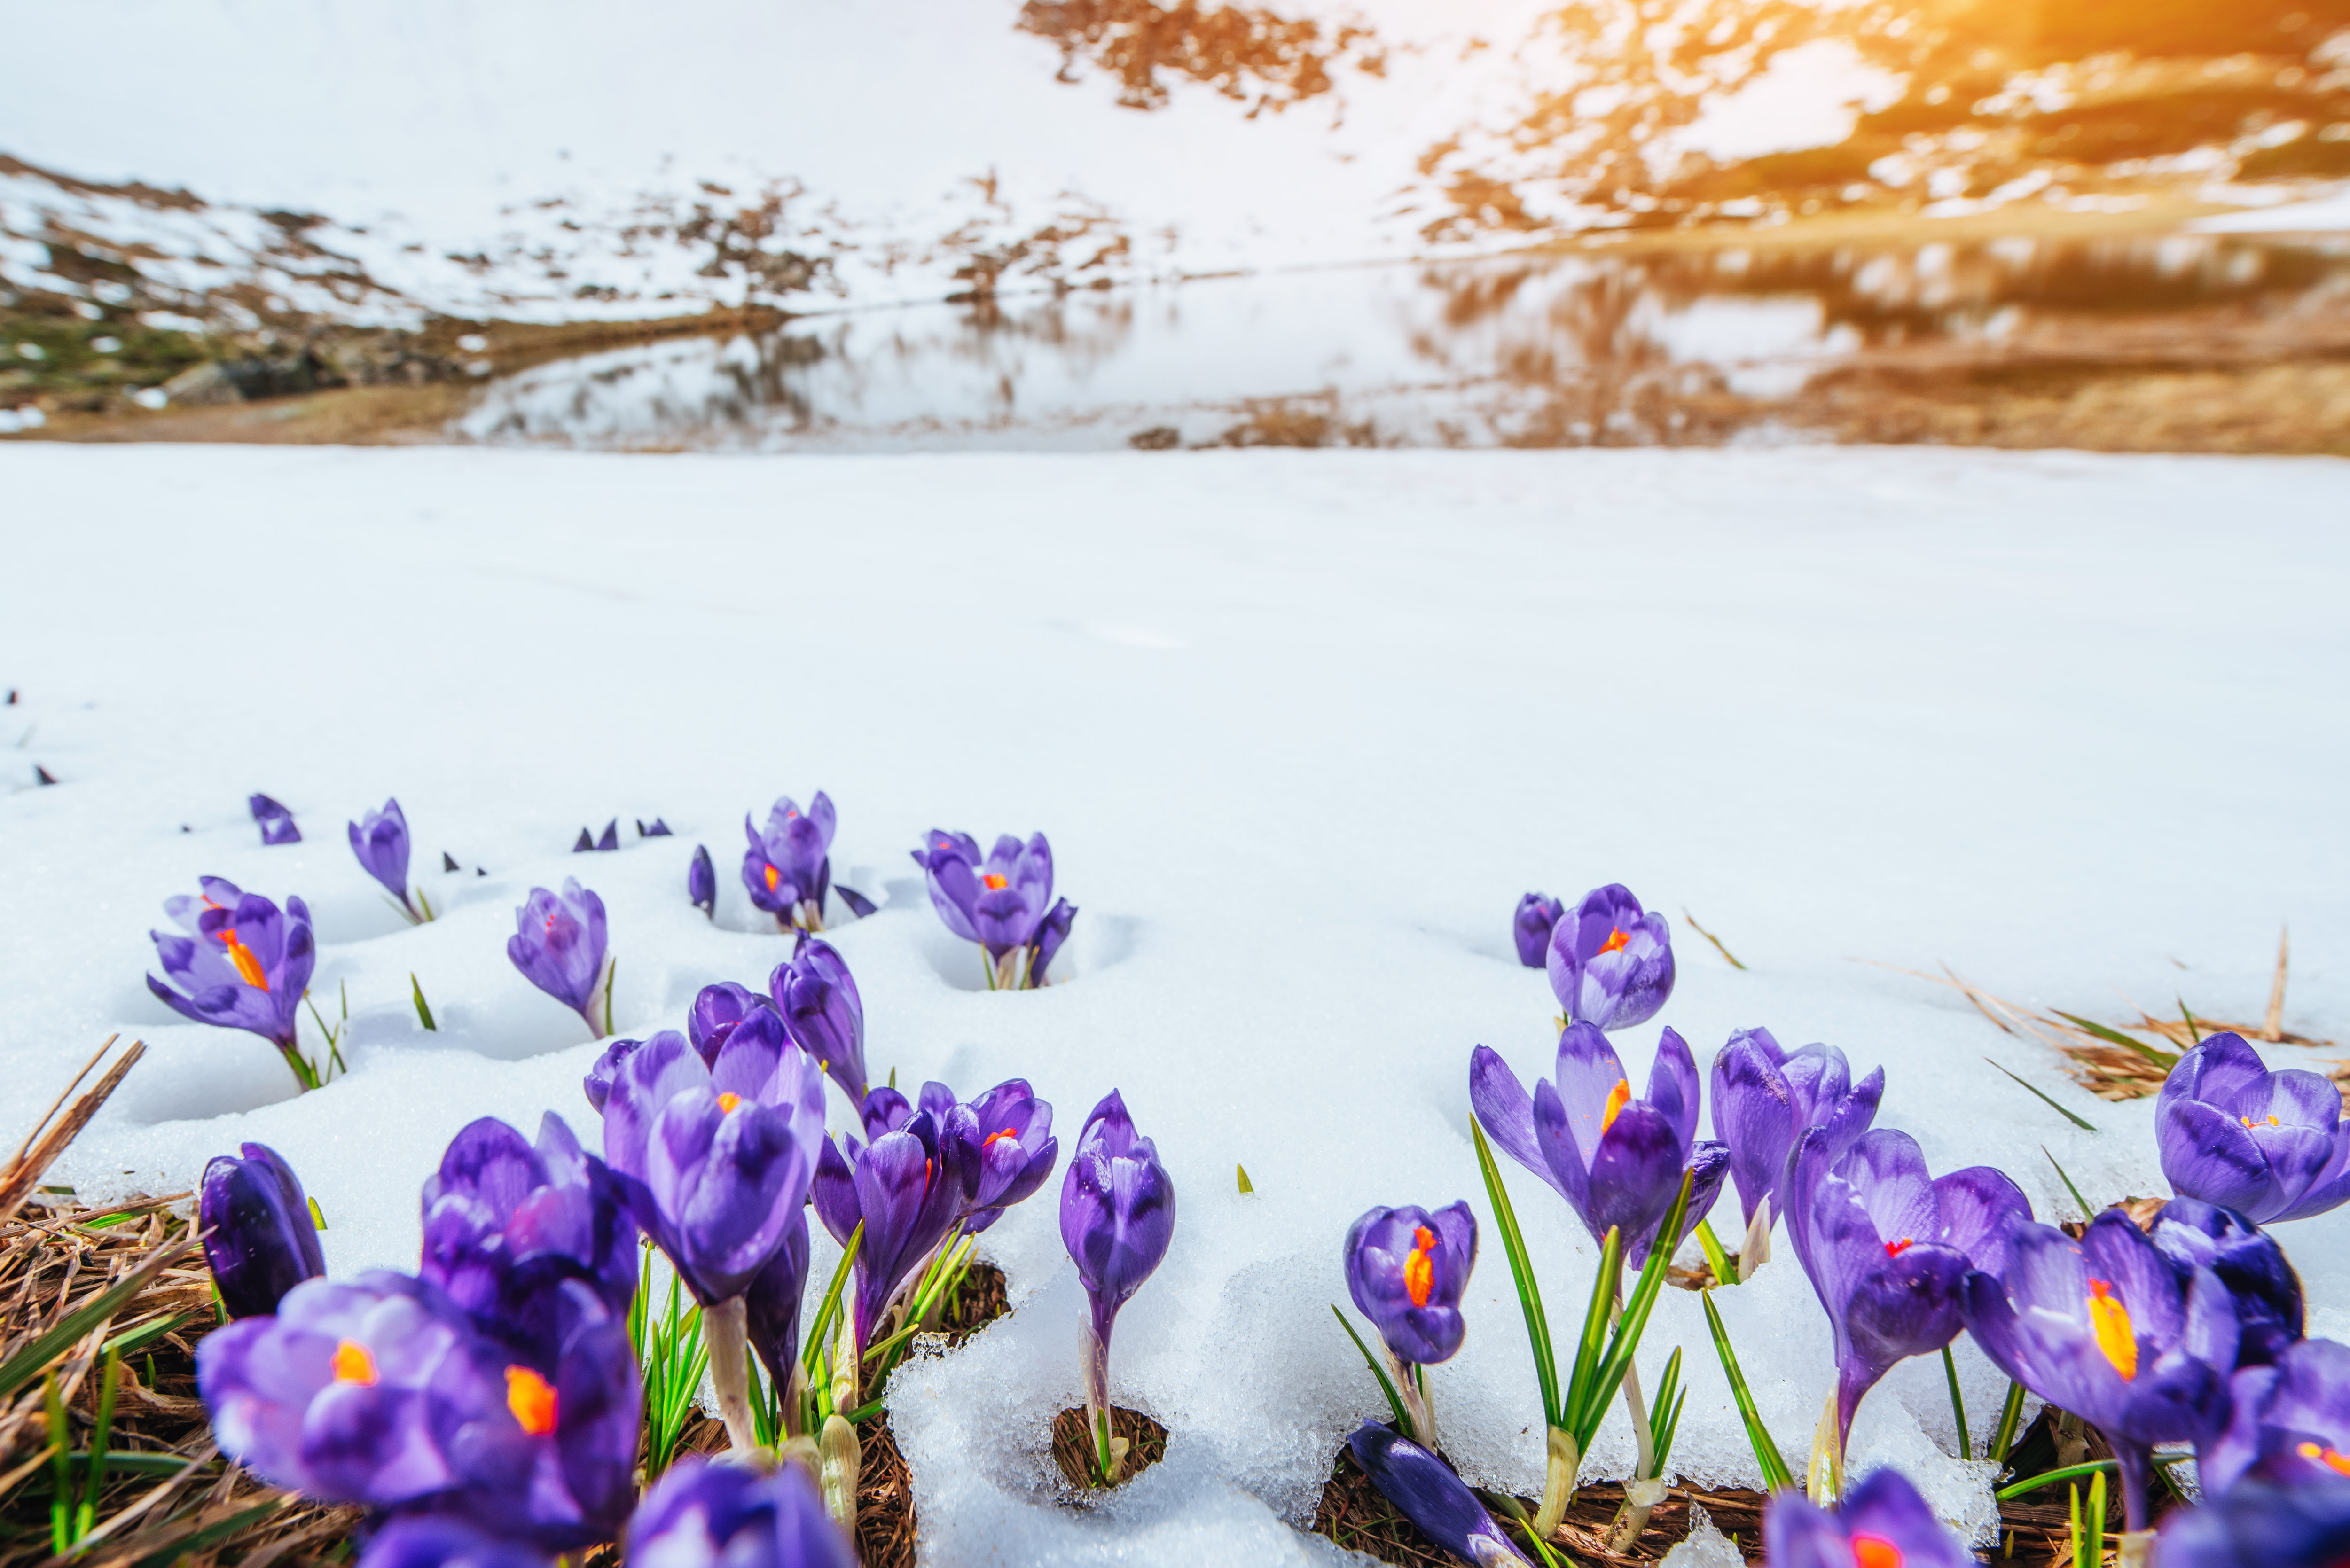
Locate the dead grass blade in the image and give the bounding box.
[0,1039,145,1220]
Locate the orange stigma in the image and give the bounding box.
[2087,1279,2138,1380]
[1601,1078,1632,1134]
[1850,1536,1903,1568]
[1598,928,1631,955]
[505,1366,559,1436]
[982,873,1008,891]
[1404,1225,1438,1308]
[220,929,268,990]
[2242,1114,2282,1129]
[2298,1441,2350,1477]
[1885,1237,1914,1257]
[764,864,781,893]
[717,1092,742,1113]
[331,1340,378,1386]
[983,1128,1019,1150]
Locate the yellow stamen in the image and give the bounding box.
[2298,1441,2350,1477]
[505,1365,559,1436]
[1851,1537,1903,1568]
[331,1340,377,1386]
[717,1092,742,1113]
[983,1128,1019,1150]
[1885,1237,1914,1257]
[2241,1114,2282,1129]
[2087,1279,2138,1381]
[1600,1079,1631,1135]
[982,873,1009,891]
[221,929,267,990]
[1598,928,1630,955]
[764,864,781,893]
[1403,1225,1438,1308]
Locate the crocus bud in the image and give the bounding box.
[508,880,610,1037]
[1710,1027,1882,1245]
[249,793,302,846]
[1347,1422,1531,1566]
[1031,898,1078,985]
[689,844,716,921]
[349,797,418,920]
[744,1208,812,1402]
[1513,893,1561,968]
[147,879,318,1087]
[687,982,777,1065]
[771,935,868,1105]
[1963,1209,2240,1532]
[1765,1466,1972,1568]
[742,793,836,931]
[1060,1091,1174,1452]
[1345,1202,1476,1366]
[200,1142,327,1318]
[2157,1033,2350,1225]
[583,1038,640,1115]
[622,1456,857,1568]
[1546,883,1674,1030]
[941,1078,1058,1233]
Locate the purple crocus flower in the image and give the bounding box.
[742,792,835,931]
[810,1108,974,1355]
[2158,1032,2350,1225]
[1060,1091,1175,1458]
[911,829,1058,987]
[419,1113,639,1361]
[596,1030,826,1306]
[770,934,868,1103]
[358,1516,551,1568]
[198,1270,640,1548]
[200,1141,327,1318]
[623,1455,858,1568]
[2154,1475,2350,1568]
[1963,1209,2241,1531]
[938,1078,1059,1233]
[350,796,419,920]
[1346,1421,1531,1567]
[1781,1127,2031,1453]
[689,844,715,921]
[1346,1203,1477,1367]
[147,878,317,1087]
[1514,893,1562,969]
[743,1207,812,1405]
[1709,1027,1884,1248]
[1470,1024,1728,1267]
[1765,1466,1973,1568]
[507,880,609,1037]
[686,982,779,1067]
[250,793,301,846]
[1030,897,1078,986]
[2151,1198,2305,1367]
[2204,1335,2350,1494]
[1545,883,1674,1032]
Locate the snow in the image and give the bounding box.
[3,443,2348,1564]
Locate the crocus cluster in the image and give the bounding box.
[913,829,1074,990]
[198,1116,643,1556]
[351,796,425,922]
[508,879,611,1038]
[1060,1091,1173,1483]
[744,792,835,931]
[147,877,318,1090]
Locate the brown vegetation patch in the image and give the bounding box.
[1050,1404,1168,1490]
[935,1261,1010,1343]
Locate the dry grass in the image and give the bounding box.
[19,383,479,446]
[1050,1404,1169,1490]
[1879,926,2342,1104]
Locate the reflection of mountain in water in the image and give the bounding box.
[459,234,2350,452]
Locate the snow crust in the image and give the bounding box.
[2,444,2347,1565]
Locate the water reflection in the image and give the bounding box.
[459,232,2350,451]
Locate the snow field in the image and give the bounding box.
[1,444,2346,1564]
